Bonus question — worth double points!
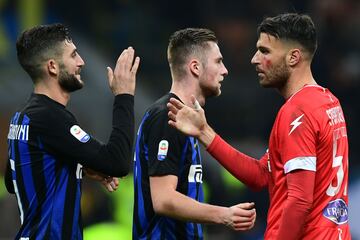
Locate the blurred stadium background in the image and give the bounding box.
[0,0,359,239]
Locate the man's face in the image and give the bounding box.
[251,33,290,89]
[58,41,85,92]
[198,42,228,97]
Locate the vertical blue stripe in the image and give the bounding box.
[9,113,20,220]
[197,222,203,239]
[52,167,69,239]
[151,223,161,240]
[134,112,149,231]
[9,112,20,166]
[190,137,197,165]
[19,114,37,237]
[37,139,56,237]
[195,139,202,165]
[187,137,197,199]
[71,179,81,239]
[179,138,189,174]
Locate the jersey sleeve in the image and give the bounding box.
[33,94,134,177]
[146,109,185,177]
[278,104,319,174]
[207,134,270,190]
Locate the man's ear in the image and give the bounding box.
[189,59,201,77]
[287,48,301,67]
[47,59,58,76]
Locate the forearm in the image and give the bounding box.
[154,189,227,225]
[207,134,269,190]
[85,94,134,176]
[277,170,315,239]
[197,124,216,147]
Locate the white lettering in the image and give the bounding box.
[188,165,203,183]
[326,106,345,126]
[8,124,29,141]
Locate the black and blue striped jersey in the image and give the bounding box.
[133,93,204,240]
[5,93,134,240]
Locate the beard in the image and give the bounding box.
[200,81,221,99]
[259,59,290,89]
[58,67,84,93]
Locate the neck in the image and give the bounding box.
[280,64,317,99]
[34,78,70,106]
[170,76,205,107]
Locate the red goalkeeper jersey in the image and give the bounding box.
[265,85,350,239]
[207,85,351,239]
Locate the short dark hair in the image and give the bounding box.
[258,13,317,59]
[16,23,72,82]
[168,28,218,77]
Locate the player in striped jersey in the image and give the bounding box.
[133,28,256,240]
[168,13,351,239]
[5,23,140,239]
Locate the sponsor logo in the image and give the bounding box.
[323,199,348,225]
[289,114,304,135]
[70,125,90,143]
[157,140,169,161]
[188,164,203,183]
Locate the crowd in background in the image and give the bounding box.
[0,0,359,239]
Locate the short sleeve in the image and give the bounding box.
[277,106,318,174]
[146,110,186,176]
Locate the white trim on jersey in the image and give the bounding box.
[10,159,24,224]
[287,84,324,102]
[284,156,316,174]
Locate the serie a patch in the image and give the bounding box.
[157,140,169,161]
[70,125,90,143]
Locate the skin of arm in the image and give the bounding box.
[150,174,256,231]
[83,168,119,192]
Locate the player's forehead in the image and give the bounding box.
[256,33,281,49]
[206,41,222,58]
[62,40,77,54]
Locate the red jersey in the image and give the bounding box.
[265,85,350,239]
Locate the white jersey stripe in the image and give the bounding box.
[13,180,24,224]
[10,159,24,224]
[284,156,316,174]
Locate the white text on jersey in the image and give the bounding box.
[8,124,29,141]
[326,106,345,126]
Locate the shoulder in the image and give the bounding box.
[284,85,337,115]
[24,94,76,127]
[146,93,175,122]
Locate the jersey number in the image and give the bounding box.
[326,127,347,197]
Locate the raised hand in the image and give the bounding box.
[107,46,140,96]
[167,95,207,138]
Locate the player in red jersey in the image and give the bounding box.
[167,13,351,240]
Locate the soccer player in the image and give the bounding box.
[5,23,140,239]
[132,28,256,240]
[167,13,351,239]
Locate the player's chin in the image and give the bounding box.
[216,89,222,97]
[76,77,84,86]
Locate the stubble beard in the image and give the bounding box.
[260,60,290,89]
[58,66,84,93]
